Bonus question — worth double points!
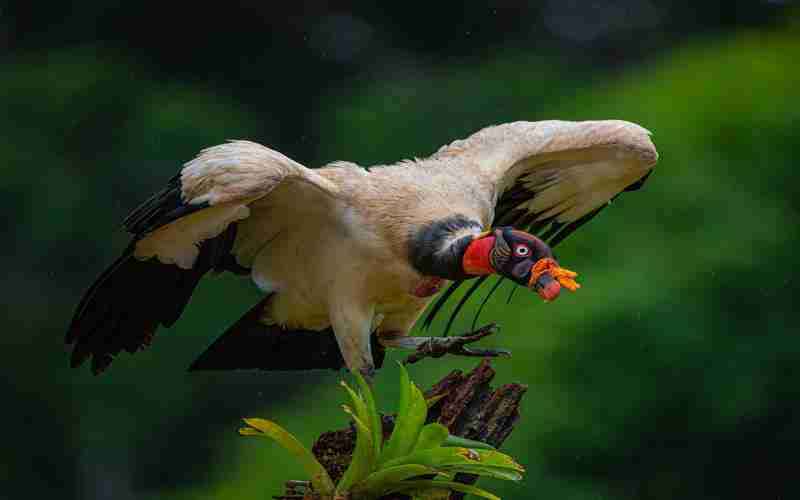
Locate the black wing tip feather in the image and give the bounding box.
[422,280,464,330]
[471,276,507,331]
[67,220,244,375]
[65,254,172,375]
[122,174,211,238]
[442,275,489,337]
[122,174,180,232]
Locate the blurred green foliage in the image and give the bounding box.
[2,5,798,500]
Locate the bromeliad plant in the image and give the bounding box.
[239,364,524,500]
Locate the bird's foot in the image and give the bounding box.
[358,364,376,386]
[400,323,510,365]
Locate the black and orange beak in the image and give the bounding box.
[528,257,580,302]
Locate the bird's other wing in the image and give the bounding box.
[423,120,658,333]
[66,141,339,374]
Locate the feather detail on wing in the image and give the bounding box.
[423,120,658,333]
[66,140,339,373]
[133,141,339,269]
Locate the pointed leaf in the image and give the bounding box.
[239,418,335,495]
[337,406,376,492]
[442,434,496,450]
[381,447,524,481]
[354,371,383,458]
[414,423,449,451]
[379,364,427,465]
[439,464,523,482]
[340,381,370,434]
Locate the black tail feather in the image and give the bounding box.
[189,299,386,372]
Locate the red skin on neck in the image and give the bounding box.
[462,235,496,275]
[412,234,494,298]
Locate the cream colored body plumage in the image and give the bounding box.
[67,120,658,376]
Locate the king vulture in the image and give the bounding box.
[66,120,658,378]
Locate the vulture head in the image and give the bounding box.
[462,227,579,302]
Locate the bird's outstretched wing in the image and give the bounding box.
[66,141,339,374]
[422,120,658,333]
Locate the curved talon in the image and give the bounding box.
[455,322,499,341]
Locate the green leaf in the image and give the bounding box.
[390,480,502,500]
[239,418,335,496]
[414,423,449,451]
[439,464,523,482]
[340,381,370,435]
[349,464,444,498]
[337,405,376,492]
[354,370,383,458]
[379,363,427,465]
[381,447,524,482]
[442,434,496,450]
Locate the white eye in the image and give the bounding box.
[514,245,530,257]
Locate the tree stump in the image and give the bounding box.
[294,360,527,500]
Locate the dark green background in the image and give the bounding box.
[3,2,798,499]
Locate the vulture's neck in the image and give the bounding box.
[408,215,492,281]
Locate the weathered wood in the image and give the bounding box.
[290,360,528,499]
[422,360,527,500]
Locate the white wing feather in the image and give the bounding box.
[133,140,339,269]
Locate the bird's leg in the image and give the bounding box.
[330,299,378,383]
[378,323,510,365]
